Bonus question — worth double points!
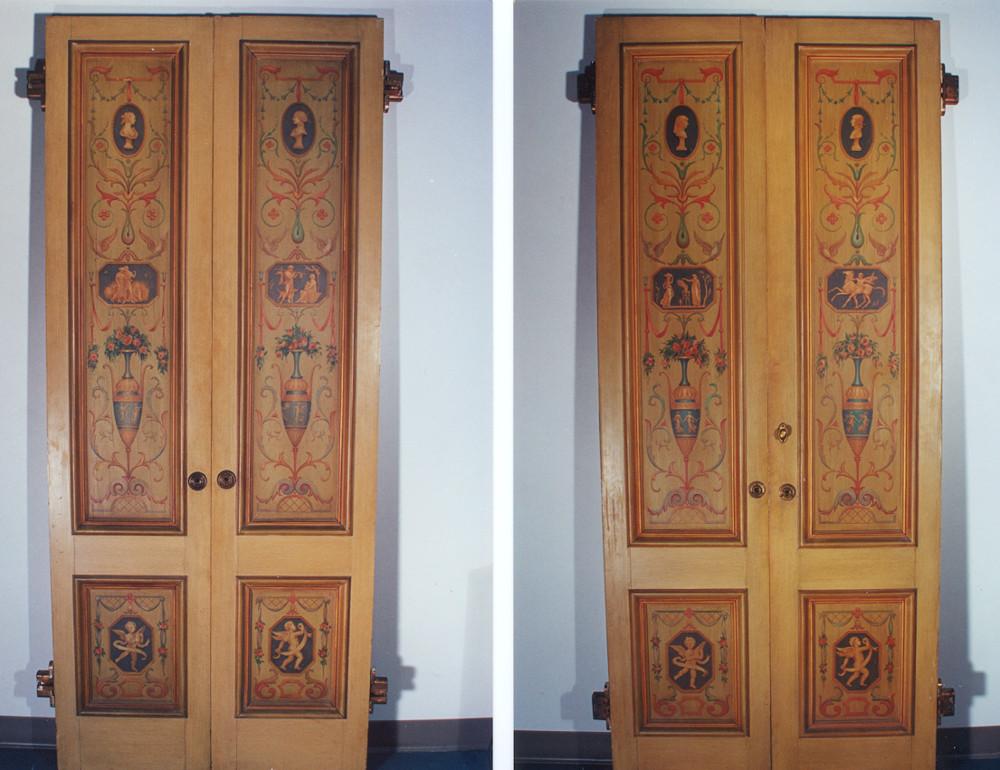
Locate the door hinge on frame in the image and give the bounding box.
[577,61,596,114]
[938,678,956,724]
[592,681,610,728]
[25,58,46,111]
[36,661,54,707]
[941,65,959,115]
[384,61,404,113]
[369,668,389,713]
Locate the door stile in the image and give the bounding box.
[44,18,79,767]
[594,16,635,767]
[911,19,943,766]
[595,16,770,768]
[45,15,214,769]
[210,16,240,768]
[763,17,804,770]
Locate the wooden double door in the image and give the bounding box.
[43,15,385,769]
[594,16,942,769]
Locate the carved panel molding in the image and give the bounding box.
[70,43,187,531]
[623,45,744,544]
[800,46,917,544]
[632,590,746,733]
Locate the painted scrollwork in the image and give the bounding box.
[628,48,740,541]
[243,44,354,530]
[73,46,183,529]
[803,49,914,542]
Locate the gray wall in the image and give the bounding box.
[515,0,993,731]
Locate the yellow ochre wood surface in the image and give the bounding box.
[594,15,942,770]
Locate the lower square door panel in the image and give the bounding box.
[802,590,915,735]
[632,590,747,733]
[75,576,187,716]
[238,577,350,717]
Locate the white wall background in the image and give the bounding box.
[515,0,995,732]
[0,0,492,721]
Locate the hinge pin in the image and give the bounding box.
[36,661,54,707]
[383,61,404,113]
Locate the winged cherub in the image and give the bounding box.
[670,635,711,689]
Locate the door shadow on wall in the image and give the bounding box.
[937,14,984,726]
[370,9,417,752]
[12,14,54,721]
[558,15,608,732]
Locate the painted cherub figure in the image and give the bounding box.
[670,635,711,689]
[849,113,865,152]
[272,620,312,671]
[112,620,150,671]
[673,114,690,152]
[836,635,876,688]
[290,109,310,150]
[119,109,139,150]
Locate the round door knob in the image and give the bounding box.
[217,470,237,490]
[187,471,208,491]
[774,422,792,443]
[748,481,766,498]
[779,483,797,501]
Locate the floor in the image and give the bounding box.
[0,749,492,769]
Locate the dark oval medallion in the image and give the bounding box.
[282,102,316,156]
[840,106,873,159]
[113,104,145,156]
[665,105,699,159]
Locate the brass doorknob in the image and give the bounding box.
[187,471,207,491]
[217,470,237,490]
[774,422,792,443]
[779,483,797,501]
[748,481,766,498]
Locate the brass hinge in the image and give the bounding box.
[26,59,45,111]
[383,61,404,113]
[592,681,610,729]
[36,661,54,707]
[577,62,596,114]
[369,668,388,713]
[941,66,959,115]
[938,678,955,724]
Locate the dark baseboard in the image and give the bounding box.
[0,716,55,750]
[3,718,992,760]
[368,718,492,753]
[0,715,491,754]
[514,730,611,766]
[938,726,1000,759]
[513,726,1000,765]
